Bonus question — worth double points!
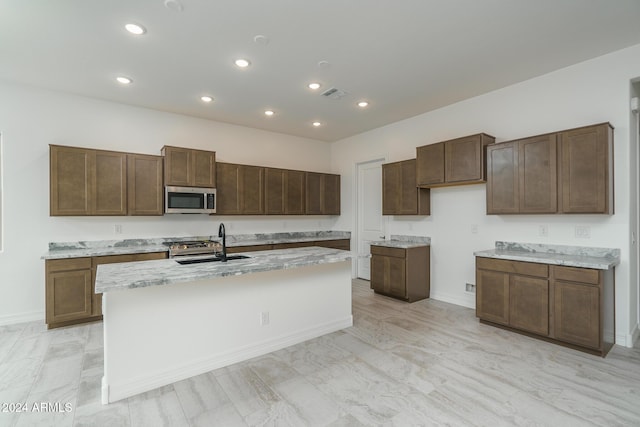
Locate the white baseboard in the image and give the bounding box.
[106,316,353,403]
[619,323,640,348]
[0,311,43,326]
[430,291,475,309]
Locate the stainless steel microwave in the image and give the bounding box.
[165,186,216,214]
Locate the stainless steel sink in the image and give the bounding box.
[175,255,250,265]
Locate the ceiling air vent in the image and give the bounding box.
[321,87,348,100]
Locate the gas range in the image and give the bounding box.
[166,240,222,258]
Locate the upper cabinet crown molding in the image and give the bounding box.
[416,133,495,188]
[486,122,613,215]
[161,145,216,188]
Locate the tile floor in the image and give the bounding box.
[1,279,639,426]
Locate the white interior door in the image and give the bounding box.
[357,159,385,280]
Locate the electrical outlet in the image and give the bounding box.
[465,283,476,293]
[114,224,122,234]
[575,225,591,239]
[260,311,270,326]
[471,224,478,234]
[538,225,548,237]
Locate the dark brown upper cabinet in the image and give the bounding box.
[162,146,216,188]
[265,168,306,215]
[559,123,614,214]
[486,122,613,215]
[486,134,557,214]
[306,172,340,215]
[416,133,495,187]
[50,145,127,216]
[382,159,430,215]
[127,154,164,216]
[216,162,265,215]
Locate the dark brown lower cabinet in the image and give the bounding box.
[45,252,167,329]
[476,257,615,356]
[370,245,430,302]
[45,258,94,327]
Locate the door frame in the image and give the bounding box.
[354,157,386,280]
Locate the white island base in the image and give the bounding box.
[101,261,352,404]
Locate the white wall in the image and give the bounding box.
[0,82,336,325]
[332,44,640,347]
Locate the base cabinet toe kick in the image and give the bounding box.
[475,256,615,357]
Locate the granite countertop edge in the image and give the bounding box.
[474,249,619,270]
[369,234,431,249]
[42,231,351,260]
[95,247,353,293]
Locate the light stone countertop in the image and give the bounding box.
[369,235,431,249]
[95,246,353,293]
[474,241,620,270]
[42,231,351,260]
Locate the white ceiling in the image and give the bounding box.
[2,0,640,142]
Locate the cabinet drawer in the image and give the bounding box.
[370,245,406,258]
[316,239,350,250]
[227,244,273,253]
[92,252,167,266]
[476,257,548,278]
[46,257,92,273]
[552,265,600,285]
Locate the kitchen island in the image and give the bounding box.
[95,246,353,404]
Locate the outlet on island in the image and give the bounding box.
[260,311,270,326]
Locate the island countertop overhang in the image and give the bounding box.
[95,246,353,293]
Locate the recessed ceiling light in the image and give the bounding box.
[254,35,270,45]
[357,101,369,108]
[308,82,321,90]
[312,121,322,127]
[164,0,184,12]
[116,76,132,85]
[264,110,275,116]
[200,96,213,103]
[125,23,146,35]
[234,58,251,68]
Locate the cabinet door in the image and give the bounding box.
[93,151,127,215]
[370,254,386,293]
[284,170,306,215]
[399,160,419,214]
[322,174,340,215]
[50,145,92,215]
[486,142,519,214]
[519,134,557,213]
[509,275,549,335]
[305,172,322,214]
[560,124,613,214]
[371,254,407,299]
[387,256,407,298]
[265,168,286,215]
[382,162,401,215]
[554,281,600,349]
[163,146,191,186]
[216,163,241,214]
[476,269,510,325]
[416,142,445,186]
[446,135,483,183]
[240,165,264,214]
[192,149,216,188]
[128,154,164,216]
[46,263,93,324]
